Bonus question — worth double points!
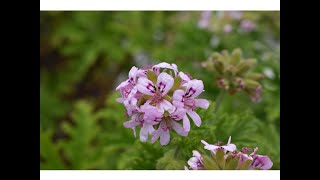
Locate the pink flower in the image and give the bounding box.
[116,66,146,104]
[249,154,273,170]
[137,72,175,113]
[179,71,192,85]
[237,147,273,170]
[150,108,188,145]
[123,103,159,142]
[173,79,209,131]
[152,62,178,76]
[201,136,237,154]
[187,150,204,170]
[116,63,208,145]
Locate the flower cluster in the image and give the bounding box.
[202,49,264,103]
[116,62,210,145]
[185,136,273,170]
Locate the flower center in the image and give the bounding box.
[151,93,163,104]
[183,98,196,110]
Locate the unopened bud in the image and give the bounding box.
[231,48,242,65]
[214,60,224,74]
[247,73,264,81]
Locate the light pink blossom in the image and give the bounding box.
[201,136,237,154]
[173,79,209,131]
[137,72,175,113]
[187,150,204,170]
[150,108,188,145]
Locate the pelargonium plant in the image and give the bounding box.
[185,136,273,170]
[202,49,264,103]
[115,62,210,146]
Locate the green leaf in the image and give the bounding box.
[147,70,157,84]
[202,154,220,170]
[215,149,226,169]
[225,155,239,170]
[40,129,65,169]
[170,76,182,93]
[238,159,253,170]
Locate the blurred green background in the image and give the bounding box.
[40,11,280,170]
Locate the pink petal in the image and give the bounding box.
[132,127,136,137]
[123,119,139,128]
[171,121,188,136]
[116,98,124,103]
[183,115,191,132]
[187,110,202,127]
[160,129,170,145]
[159,100,176,114]
[116,80,129,91]
[201,140,219,151]
[136,77,156,96]
[139,125,149,142]
[192,150,202,160]
[151,128,161,144]
[170,107,187,121]
[128,66,139,79]
[179,71,191,83]
[195,99,210,109]
[172,89,185,108]
[185,79,204,98]
[250,155,273,170]
[157,72,174,96]
[222,144,237,152]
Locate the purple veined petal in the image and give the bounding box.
[171,121,188,136]
[238,153,253,166]
[194,99,210,109]
[179,71,191,83]
[157,72,174,96]
[151,128,162,144]
[137,77,156,96]
[127,86,138,101]
[172,89,185,108]
[249,155,273,170]
[115,80,129,91]
[192,150,202,160]
[201,140,219,151]
[159,99,176,114]
[187,110,202,127]
[160,127,170,145]
[183,115,191,132]
[128,66,139,80]
[170,107,187,121]
[139,125,149,142]
[185,79,204,98]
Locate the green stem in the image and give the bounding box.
[214,91,226,113]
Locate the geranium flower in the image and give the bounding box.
[201,136,237,154]
[173,79,209,131]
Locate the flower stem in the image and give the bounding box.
[214,91,226,113]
